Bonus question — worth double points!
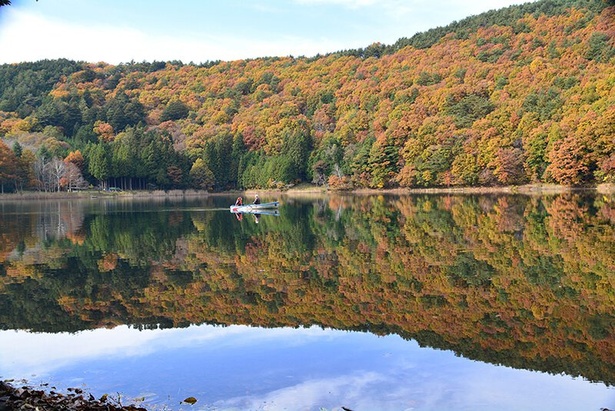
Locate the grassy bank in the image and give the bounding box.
[281,183,615,196]
[0,183,613,202]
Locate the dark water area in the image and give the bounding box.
[0,193,613,410]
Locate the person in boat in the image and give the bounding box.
[235,196,243,206]
[253,194,260,205]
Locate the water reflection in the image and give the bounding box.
[1,325,612,411]
[0,193,614,409]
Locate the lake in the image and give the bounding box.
[0,193,613,411]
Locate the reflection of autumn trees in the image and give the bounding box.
[0,201,86,267]
[0,194,613,385]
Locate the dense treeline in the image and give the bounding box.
[0,194,613,384]
[0,0,614,192]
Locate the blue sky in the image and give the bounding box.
[0,0,536,65]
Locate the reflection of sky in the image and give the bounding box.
[1,325,613,411]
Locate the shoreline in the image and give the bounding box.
[0,380,146,411]
[0,183,613,201]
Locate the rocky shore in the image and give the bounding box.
[0,380,147,411]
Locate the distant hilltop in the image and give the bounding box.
[0,0,614,193]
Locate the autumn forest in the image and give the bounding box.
[0,0,614,192]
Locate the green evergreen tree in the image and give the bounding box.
[12,141,23,158]
[213,132,233,189]
[88,143,110,188]
[279,127,312,183]
[160,100,189,122]
[231,133,247,188]
[189,158,214,190]
[106,90,145,132]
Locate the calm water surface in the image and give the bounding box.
[0,193,613,411]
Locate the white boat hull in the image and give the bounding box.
[230,201,279,213]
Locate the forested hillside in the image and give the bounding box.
[0,0,614,192]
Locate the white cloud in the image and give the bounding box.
[217,365,615,411]
[293,0,380,7]
[0,325,338,378]
[0,326,156,377]
[292,0,413,19]
[0,9,340,64]
[0,10,145,64]
[215,371,398,410]
[291,0,528,16]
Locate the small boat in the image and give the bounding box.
[230,201,279,213]
[231,208,280,216]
